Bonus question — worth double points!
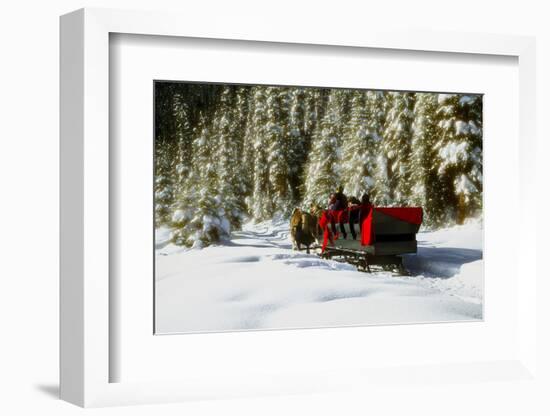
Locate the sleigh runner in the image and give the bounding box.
[318,206,423,272]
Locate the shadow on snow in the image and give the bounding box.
[404,247,482,278]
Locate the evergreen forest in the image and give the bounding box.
[155,82,482,248]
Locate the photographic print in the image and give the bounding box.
[154,82,483,334]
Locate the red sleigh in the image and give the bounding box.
[318,205,423,272]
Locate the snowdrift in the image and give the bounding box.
[155,218,483,333]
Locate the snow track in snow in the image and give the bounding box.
[155,219,483,334]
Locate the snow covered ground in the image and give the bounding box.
[155,219,483,334]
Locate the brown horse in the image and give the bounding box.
[309,204,324,242]
[289,208,319,254]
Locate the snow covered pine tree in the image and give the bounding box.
[435,94,483,224]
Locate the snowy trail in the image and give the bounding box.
[155,219,483,334]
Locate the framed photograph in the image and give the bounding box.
[60,8,537,407]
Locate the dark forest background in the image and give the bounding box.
[155,82,482,248]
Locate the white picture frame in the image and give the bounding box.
[60,7,537,407]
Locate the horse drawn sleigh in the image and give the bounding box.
[291,204,423,273]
